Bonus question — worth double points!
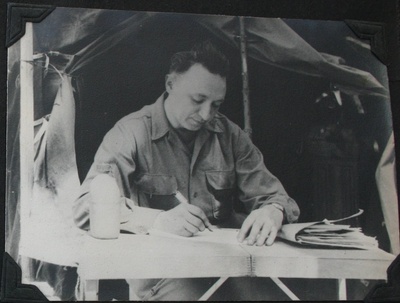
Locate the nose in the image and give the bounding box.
[198,103,212,122]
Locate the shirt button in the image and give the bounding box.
[193,192,198,198]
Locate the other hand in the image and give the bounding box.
[152,203,212,237]
[237,204,284,246]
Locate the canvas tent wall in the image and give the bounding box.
[6,7,399,273]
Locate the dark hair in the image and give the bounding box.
[169,41,230,78]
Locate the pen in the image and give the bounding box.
[175,190,213,232]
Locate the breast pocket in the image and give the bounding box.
[134,173,179,210]
[205,170,236,220]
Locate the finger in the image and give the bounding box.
[265,226,278,246]
[179,227,194,237]
[237,214,256,243]
[183,221,199,236]
[187,204,212,228]
[256,224,272,246]
[184,212,205,232]
[246,219,264,246]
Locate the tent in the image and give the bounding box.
[6,6,399,300]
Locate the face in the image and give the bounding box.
[164,63,227,131]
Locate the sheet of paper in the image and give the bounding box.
[148,228,241,245]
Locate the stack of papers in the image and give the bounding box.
[278,209,379,249]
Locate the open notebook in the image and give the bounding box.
[149,209,378,250]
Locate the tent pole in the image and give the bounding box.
[239,16,252,138]
[19,22,35,282]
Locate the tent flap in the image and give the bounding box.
[194,15,388,97]
[376,132,400,254]
[33,9,388,97]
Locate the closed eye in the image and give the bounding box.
[191,97,205,104]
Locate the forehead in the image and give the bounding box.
[175,64,226,97]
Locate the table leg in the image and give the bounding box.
[270,277,300,300]
[83,279,99,301]
[198,277,229,301]
[338,278,347,300]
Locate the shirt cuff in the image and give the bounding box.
[264,197,300,223]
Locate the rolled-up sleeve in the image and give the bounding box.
[72,121,162,232]
[234,127,300,223]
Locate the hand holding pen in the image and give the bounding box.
[152,191,214,237]
[175,191,214,232]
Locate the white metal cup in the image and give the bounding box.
[89,174,121,239]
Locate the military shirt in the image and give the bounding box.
[73,94,300,233]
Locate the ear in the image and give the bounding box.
[165,74,174,93]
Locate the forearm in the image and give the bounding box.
[236,155,300,223]
[255,193,299,223]
[234,128,300,223]
[120,199,164,234]
[73,190,163,234]
[73,121,139,229]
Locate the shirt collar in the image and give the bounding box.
[151,93,170,140]
[151,92,224,141]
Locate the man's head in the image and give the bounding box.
[164,42,229,131]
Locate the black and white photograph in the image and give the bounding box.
[3,2,400,301]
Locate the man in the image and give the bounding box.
[73,41,300,300]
